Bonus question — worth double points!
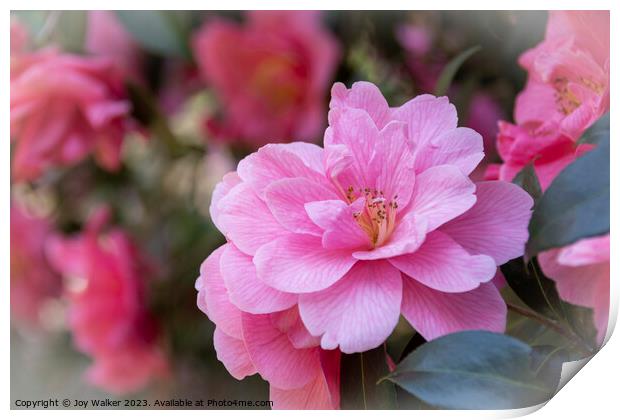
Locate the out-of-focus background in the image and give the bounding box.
[10,10,548,407]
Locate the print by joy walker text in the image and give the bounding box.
[14,398,273,409]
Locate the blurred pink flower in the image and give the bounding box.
[516,11,609,141]
[47,209,167,394]
[10,49,131,181]
[10,204,62,326]
[205,81,533,355]
[539,235,610,344]
[85,11,143,82]
[192,10,340,145]
[196,246,340,409]
[396,23,444,93]
[486,121,594,190]
[10,20,29,54]
[489,10,608,188]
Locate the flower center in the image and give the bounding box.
[553,76,605,116]
[348,186,399,247]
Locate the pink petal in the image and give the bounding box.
[371,121,416,207]
[408,165,476,231]
[299,261,402,353]
[270,307,321,349]
[237,143,325,199]
[305,199,370,250]
[220,244,296,314]
[217,182,286,255]
[353,213,427,260]
[401,276,507,341]
[213,327,257,380]
[270,370,336,409]
[265,177,338,235]
[242,312,321,389]
[329,81,390,128]
[412,127,484,176]
[390,94,458,170]
[209,171,242,233]
[440,181,533,265]
[254,234,356,293]
[196,245,243,339]
[390,231,497,293]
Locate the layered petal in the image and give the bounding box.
[401,277,506,341]
[254,234,356,293]
[217,182,285,255]
[389,231,496,293]
[213,327,257,380]
[220,244,296,314]
[242,313,321,389]
[440,181,533,265]
[196,245,243,339]
[408,165,476,231]
[299,261,402,353]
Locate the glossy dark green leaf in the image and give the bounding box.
[579,113,609,145]
[340,345,397,409]
[115,11,190,58]
[385,331,557,409]
[526,135,609,257]
[434,45,481,96]
[501,257,564,320]
[513,163,542,202]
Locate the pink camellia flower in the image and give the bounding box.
[539,235,610,344]
[196,250,340,409]
[487,10,608,188]
[47,209,167,394]
[203,81,533,356]
[515,11,609,141]
[85,11,143,82]
[486,121,594,190]
[10,203,62,326]
[192,10,340,145]
[10,49,131,181]
[10,19,29,54]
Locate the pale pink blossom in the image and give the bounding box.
[10,203,62,326]
[47,209,167,394]
[515,11,609,141]
[10,49,131,181]
[204,81,533,356]
[192,11,340,145]
[85,11,143,82]
[539,235,610,344]
[195,245,340,409]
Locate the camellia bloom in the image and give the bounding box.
[192,10,340,145]
[85,11,143,82]
[516,11,609,141]
[487,11,609,187]
[539,235,610,344]
[47,210,167,394]
[202,81,533,359]
[486,121,594,190]
[196,253,340,409]
[10,49,131,181]
[10,203,62,326]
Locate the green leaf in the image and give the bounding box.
[115,11,190,58]
[526,135,609,257]
[501,257,564,321]
[385,331,558,409]
[513,163,542,202]
[501,257,598,356]
[433,45,481,96]
[340,345,397,409]
[579,112,609,145]
[12,11,86,52]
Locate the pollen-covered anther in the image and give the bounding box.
[353,188,399,247]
